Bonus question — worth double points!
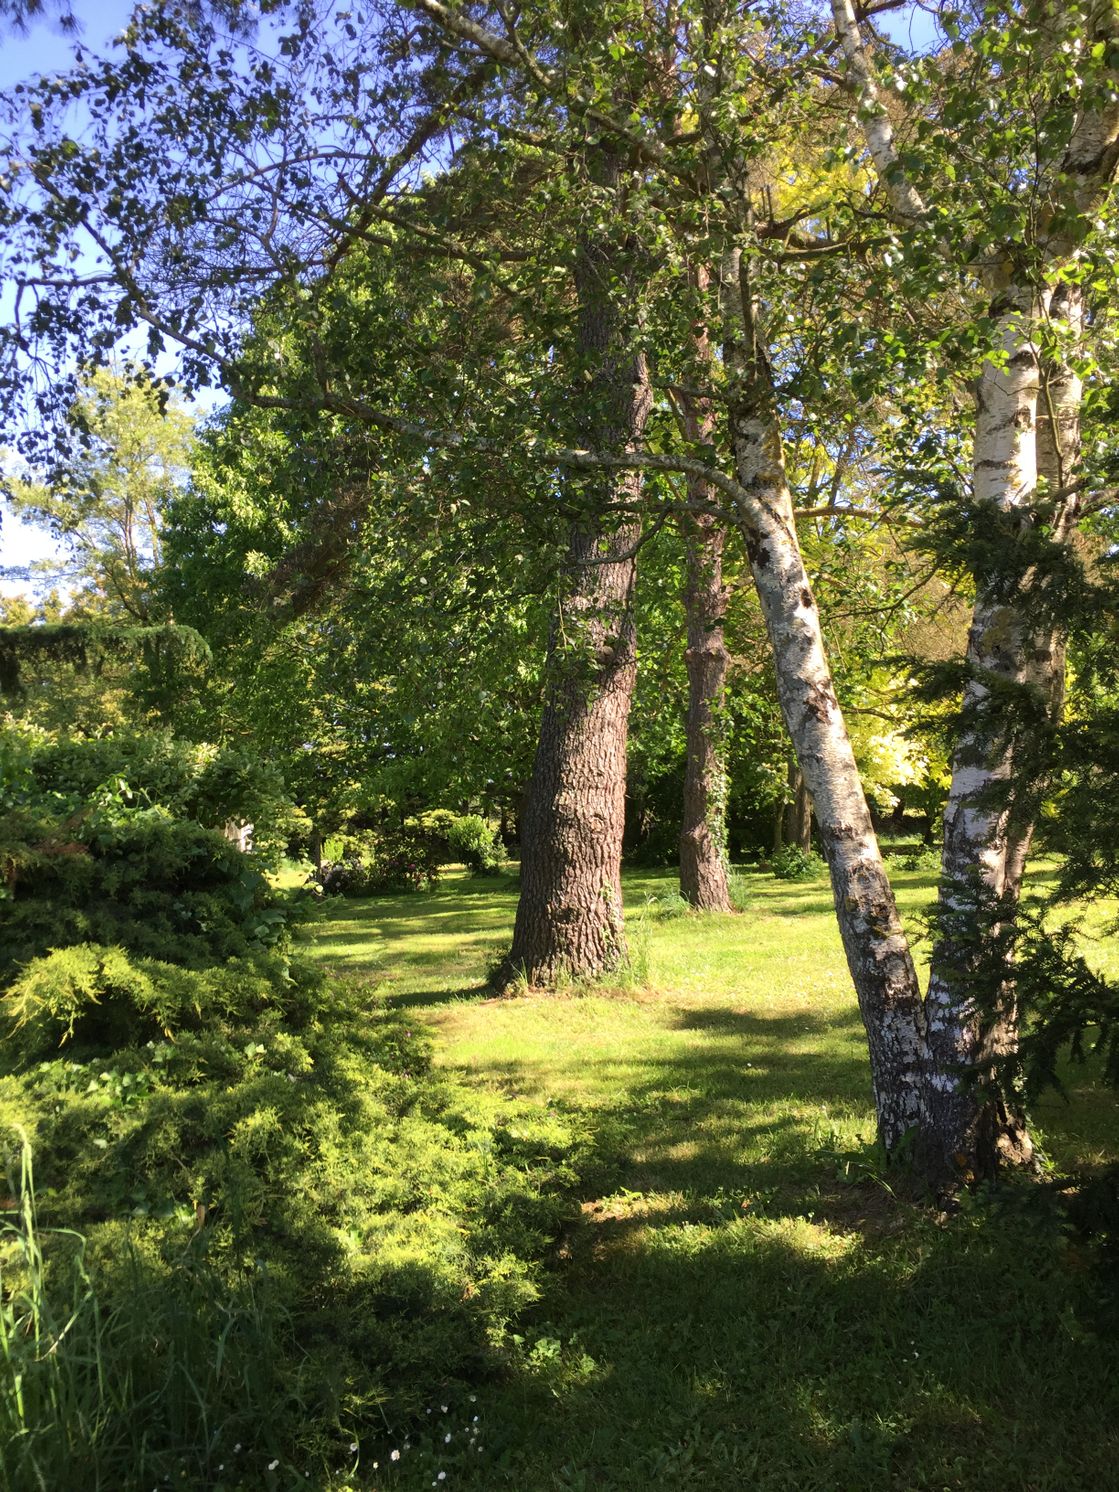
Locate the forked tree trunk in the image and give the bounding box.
[501,149,652,987]
[723,257,926,1149]
[832,0,1119,1184]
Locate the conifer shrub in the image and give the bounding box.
[1,807,291,984]
[0,728,593,1483]
[0,956,594,1482]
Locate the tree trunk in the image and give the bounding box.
[676,375,733,910]
[675,267,733,911]
[500,148,652,987]
[723,254,926,1150]
[921,280,1088,1182]
[783,762,813,853]
[831,0,1119,1184]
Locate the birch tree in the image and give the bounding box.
[832,0,1119,1176]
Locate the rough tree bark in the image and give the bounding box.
[722,254,927,1149]
[501,148,652,986]
[679,502,734,910]
[773,760,813,855]
[674,309,734,912]
[672,264,733,911]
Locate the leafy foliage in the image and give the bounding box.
[769,844,826,882]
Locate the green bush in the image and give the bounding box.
[4,724,299,862]
[0,958,593,1485]
[320,814,506,895]
[0,732,592,1484]
[443,813,506,875]
[319,825,442,895]
[1,807,295,985]
[769,844,826,881]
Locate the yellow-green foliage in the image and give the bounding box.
[0,957,593,1484]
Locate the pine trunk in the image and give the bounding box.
[504,517,643,984]
[501,149,651,987]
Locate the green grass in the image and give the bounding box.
[306,865,1119,1491]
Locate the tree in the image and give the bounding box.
[832,0,1119,1178]
[0,0,928,1136]
[5,367,193,622]
[9,0,1110,1178]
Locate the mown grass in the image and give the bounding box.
[309,865,1119,1491]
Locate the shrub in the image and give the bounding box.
[769,844,826,881]
[444,813,506,875]
[4,724,299,863]
[319,825,442,895]
[1,807,296,985]
[0,959,594,1484]
[899,844,941,870]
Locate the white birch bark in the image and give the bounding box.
[922,293,1045,1176]
[721,254,926,1148]
[833,0,1119,1179]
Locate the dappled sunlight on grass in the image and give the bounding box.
[304,864,1119,1490]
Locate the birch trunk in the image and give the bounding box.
[923,280,1090,1180]
[832,0,1119,1183]
[723,260,926,1149]
[501,148,651,987]
[922,296,1045,1180]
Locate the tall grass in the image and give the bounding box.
[0,1133,106,1491]
[0,1132,291,1492]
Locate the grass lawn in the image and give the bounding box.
[308,865,1119,1491]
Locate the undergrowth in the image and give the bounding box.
[0,962,596,1489]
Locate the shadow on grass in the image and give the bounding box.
[443,1000,1117,1490]
[428,999,1118,1490]
[470,1198,1119,1492]
[305,875,1119,1490]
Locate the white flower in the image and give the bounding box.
[440,1404,448,1412]
[268,1460,280,1472]
[390,1450,401,1462]
[444,1433,452,1443]
[438,1474,447,1482]
[349,1442,359,1452]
